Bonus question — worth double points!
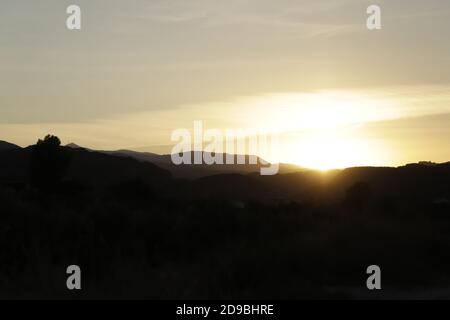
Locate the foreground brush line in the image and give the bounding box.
[1,174,449,299]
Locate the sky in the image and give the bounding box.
[1,0,450,169]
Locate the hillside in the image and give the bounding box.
[66,143,304,178]
[1,140,449,205]
[0,144,172,189]
[0,140,20,151]
[1,138,450,299]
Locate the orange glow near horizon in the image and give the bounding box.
[1,89,449,170]
[282,132,386,171]
[237,92,393,170]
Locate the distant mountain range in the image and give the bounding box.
[65,142,303,179]
[0,139,449,205]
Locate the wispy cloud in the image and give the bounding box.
[137,0,361,37]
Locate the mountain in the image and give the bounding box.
[167,161,450,203]
[63,142,306,179]
[84,147,303,178]
[94,148,275,179]
[2,140,450,299]
[4,140,448,202]
[63,147,172,188]
[0,140,20,151]
[101,149,162,164]
[0,141,449,206]
[0,145,172,190]
[66,143,83,149]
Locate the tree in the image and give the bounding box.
[30,135,70,189]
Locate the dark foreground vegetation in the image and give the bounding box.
[0,136,450,299]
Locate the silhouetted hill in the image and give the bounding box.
[0,145,172,189]
[0,140,20,151]
[326,163,450,202]
[101,149,270,179]
[66,142,83,149]
[188,162,450,204]
[63,147,172,188]
[63,142,306,178]
[1,142,449,205]
[1,139,450,299]
[71,144,303,178]
[0,146,30,182]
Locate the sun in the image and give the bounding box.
[190,91,395,170]
[240,91,392,170]
[279,129,385,171]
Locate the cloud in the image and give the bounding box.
[137,0,360,37]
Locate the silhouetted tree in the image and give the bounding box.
[345,181,371,211]
[30,135,70,189]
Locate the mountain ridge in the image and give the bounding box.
[0,140,21,151]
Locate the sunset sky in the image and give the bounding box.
[1,0,450,169]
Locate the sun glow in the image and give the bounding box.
[241,91,398,133]
[281,130,383,171]
[239,91,393,170]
